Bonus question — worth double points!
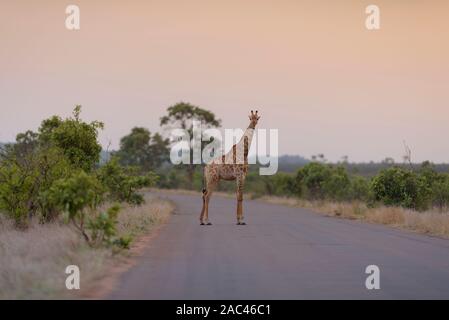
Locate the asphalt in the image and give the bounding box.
[108,193,449,299]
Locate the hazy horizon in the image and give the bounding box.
[1,1,448,163]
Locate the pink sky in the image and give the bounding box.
[1,0,448,162]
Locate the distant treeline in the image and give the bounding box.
[96,150,449,177]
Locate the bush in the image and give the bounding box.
[322,166,351,201]
[348,175,371,201]
[0,161,35,226]
[47,171,105,242]
[0,146,72,226]
[157,169,183,189]
[97,158,158,205]
[294,162,331,199]
[431,174,449,211]
[88,204,131,248]
[261,173,295,196]
[370,166,432,210]
[294,163,352,201]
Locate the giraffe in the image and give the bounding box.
[199,110,260,225]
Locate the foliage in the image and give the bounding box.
[294,162,332,199]
[160,102,221,186]
[0,105,103,225]
[157,169,183,189]
[114,127,169,171]
[322,166,351,201]
[291,162,360,201]
[160,101,221,133]
[97,158,158,205]
[431,176,449,211]
[266,173,295,196]
[47,171,104,220]
[88,204,131,248]
[370,166,432,210]
[0,145,72,226]
[46,171,104,242]
[38,105,104,172]
[348,175,371,202]
[0,106,163,251]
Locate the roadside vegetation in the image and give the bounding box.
[0,195,173,299]
[2,102,440,239]
[0,106,174,299]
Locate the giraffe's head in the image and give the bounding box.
[248,110,261,128]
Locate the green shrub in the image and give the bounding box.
[294,162,331,199]
[47,171,105,242]
[38,105,104,172]
[431,174,449,211]
[0,161,35,226]
[294,163,352,201]
[348,175,371,201]
[0,146,73,225]
[97,158,158,205]
[87,204,131,248]
[370,166,432,210]
[261,173,295,196]
[157,169,183,189]
[322,166,351,201]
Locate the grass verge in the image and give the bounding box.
[0,193,174,299]
[259,195,449,238]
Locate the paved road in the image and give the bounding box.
[108,193,449,299]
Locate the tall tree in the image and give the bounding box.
[115,127,169,171]
[160,102,221,187]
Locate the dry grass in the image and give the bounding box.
[0,194,174,300]
[259,195,449,238]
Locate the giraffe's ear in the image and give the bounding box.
[257,115,261,120]
[249,115,252,120]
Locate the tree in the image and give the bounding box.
[115,127,169,172]
[0,106,103,225]
[38,105,104,172]
[160,102,221,187]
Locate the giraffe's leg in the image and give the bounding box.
[199,189,207,225]
[204,189,214,225]
[202,178,217,226]
[236,177,246,225]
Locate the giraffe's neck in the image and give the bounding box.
[221,124,254,164]
[239,125,255,149]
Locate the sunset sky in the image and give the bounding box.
[1,0,448,162]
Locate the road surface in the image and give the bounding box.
[108,193,449,299]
